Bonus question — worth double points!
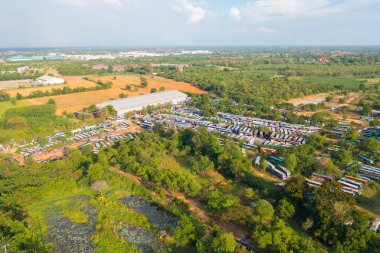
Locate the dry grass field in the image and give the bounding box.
[24,75,206,114]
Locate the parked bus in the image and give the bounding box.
[254,156,261,166]
[359,156,374,164]
[345,175,368,185]
[269,155,284,163]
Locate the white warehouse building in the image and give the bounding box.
[35,76,65,86]
[97,90,188,115]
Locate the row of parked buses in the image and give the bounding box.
[360,164,380,181]
[307,173,367,196]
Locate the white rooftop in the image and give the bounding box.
[97,90,188,114]
[36,75,64,81]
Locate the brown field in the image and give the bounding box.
[24,75,206,114]
[286,93,329,106]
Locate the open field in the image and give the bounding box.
[301,76,365,89]
[24,75,206,114]
[0,79,33,90]
[286,93,329,106]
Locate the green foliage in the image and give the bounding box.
[277,199,295,220]
[173,215,203,247]
[140,77,148,88]
[252,199,274,223]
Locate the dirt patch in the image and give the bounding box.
[286,93,329,106]
[0,79,32,90]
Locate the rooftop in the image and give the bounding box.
[97,90,188,114]
[36,75,64,81]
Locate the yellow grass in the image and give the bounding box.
[367,78,380,84]
[23,75,206,114]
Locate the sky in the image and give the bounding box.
[1,0,379,47]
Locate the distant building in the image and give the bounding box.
[97,90,188,115]
[92,64,109,71]
[112,65,127,72]
[319,56,329,63]
[17,66,29,74]
[35,76,65,86]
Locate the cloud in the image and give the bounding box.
[57,0,124,9]
[175,0,206,23]
[242,0,344,21]
[256,27,276,33]
[229,7,241,21]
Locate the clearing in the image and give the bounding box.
[286,93,329,106]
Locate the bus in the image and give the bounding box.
[345,175,368,185]
[243,143,257,150]
[338,180,360,190]
[306,179,322,188]
[340,177,363,189]
[269,155,284,163]
[254,156,261,166]
[359,156,374,164]
[260,147,276,155]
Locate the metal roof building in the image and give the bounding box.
[97,90,188,115]
[36,76,65,85]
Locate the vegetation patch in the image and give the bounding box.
[45,204,97,253]
[119,225,163,253]
[119,195,178,231]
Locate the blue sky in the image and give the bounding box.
[1,0,379,47]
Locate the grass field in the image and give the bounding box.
[301,76,364,89]
[24,75,206,114]
[0,100,29,116]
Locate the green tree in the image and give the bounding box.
[252,199,274,223]
[284,153,297,172]
[16,92,23,100]
[140,77,148,88]
[173,215,203,247]
[277,199,295,219]
[211,231,237,253]
[119,93,127,98]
